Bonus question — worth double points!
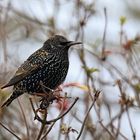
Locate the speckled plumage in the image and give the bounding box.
[1,35,81,107]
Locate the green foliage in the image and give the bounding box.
[120,16,127,25]
[83,66,99,75]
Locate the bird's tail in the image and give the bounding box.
[1,91,23,107]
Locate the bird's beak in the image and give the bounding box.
[67,41,82,47]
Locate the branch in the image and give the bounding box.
[41,121,55,140]
[101,7,108,60]
[17,98,30,139]
[30,97,79,124]
[36,110,47,140]
[126,107,136,140]
[0,121,21,140]
[76,91,101,140]
[99,120,115,139]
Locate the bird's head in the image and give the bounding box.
[43,35,82,52]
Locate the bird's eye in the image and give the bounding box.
[60,41,67,45]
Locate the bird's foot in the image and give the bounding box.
[39,93,56,109]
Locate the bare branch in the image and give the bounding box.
[30,97,79,124]
[17,98,30,139]
[76,91,101,140]
[0,121,21,140]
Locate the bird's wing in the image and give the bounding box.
[1,49,48,89]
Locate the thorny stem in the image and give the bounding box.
[76,91,100,140]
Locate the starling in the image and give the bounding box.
[1,35,81,107]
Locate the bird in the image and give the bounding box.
[1,35,82,107]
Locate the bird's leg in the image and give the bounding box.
[40,81,54,93]
[38,90,64,109]
[34,81,54,109]
[33,83,64,109]
[54,85,63,93]
[39,99,50,109]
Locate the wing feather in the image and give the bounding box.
[1,49,48,89]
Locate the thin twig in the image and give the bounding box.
[115,81,124,139]
[45,97,79,124]
[41,121,55,140]
[41,95,68,140]
[115,108,123,139]
[76,91,100,140]
[0,121,21,140]
[101,7,108,60]
[126,107,136,140]
[29,98,38,120]
[106,107,126,128]
[57,117,63,140]
[36,110,47,140]
[17,98,30,139]
[30,97,79,124]
[113,125,129,140]
[99,120,115,139]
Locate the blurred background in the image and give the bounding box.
[0,0,140,140]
